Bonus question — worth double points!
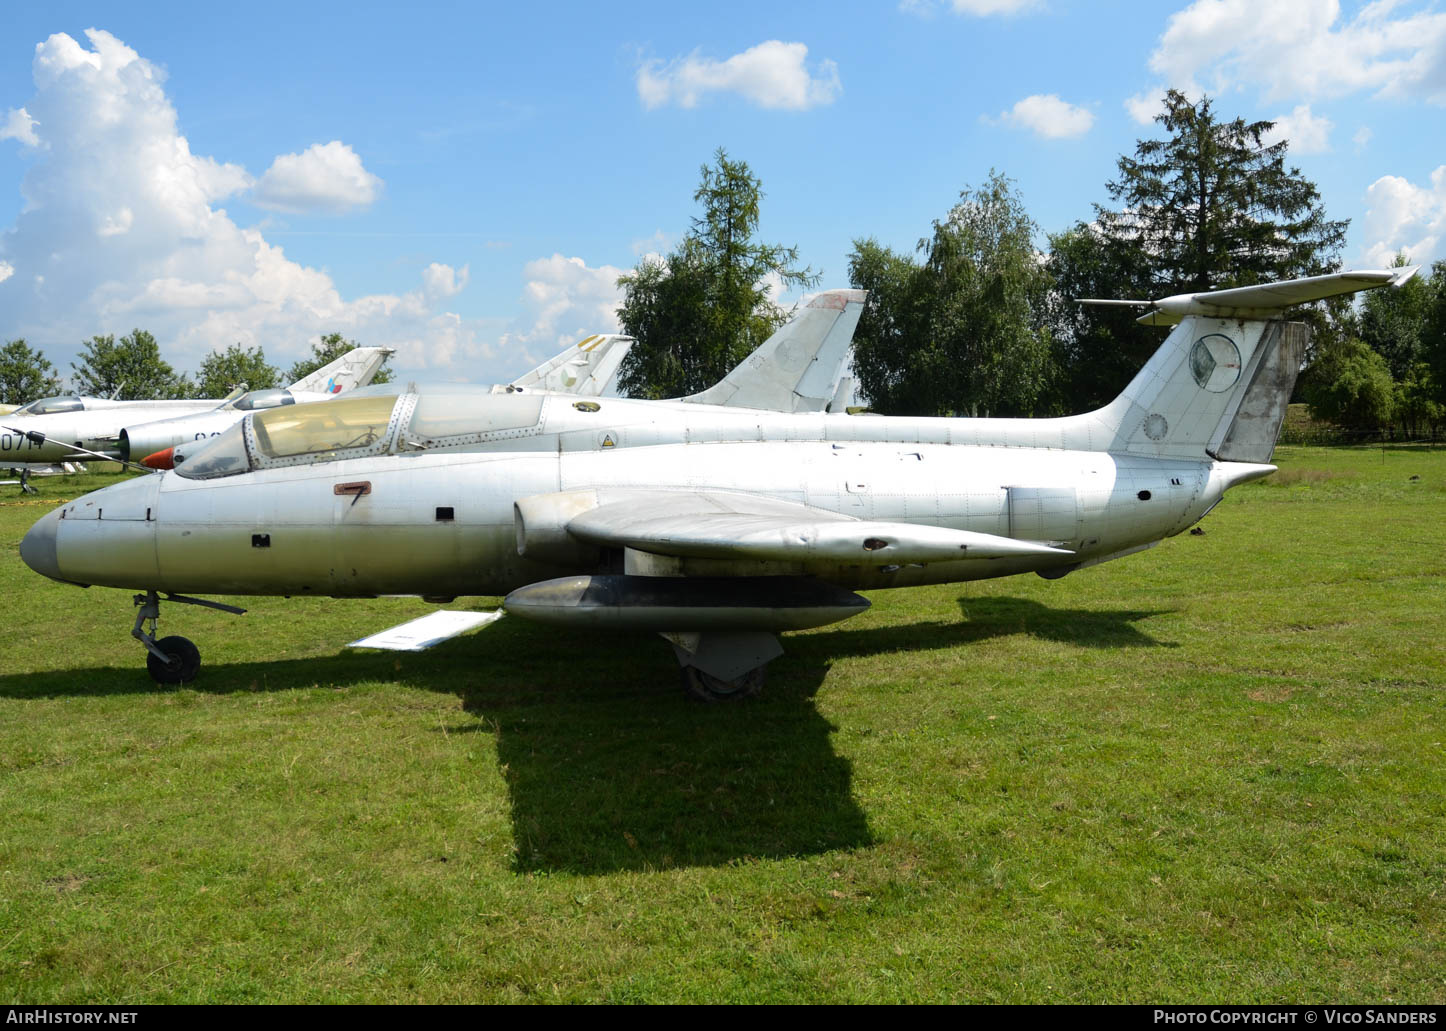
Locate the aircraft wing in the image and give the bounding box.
[558,490,1070,563]
[509,334,634,395]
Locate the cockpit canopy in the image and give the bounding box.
[15,395,85,416]
[174,389,547,479]
[228,388,296,412]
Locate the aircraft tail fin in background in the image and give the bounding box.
[287,347,394,395]
[683,289,866,412]
[1089,268,1419,464]
[508,334,634,396]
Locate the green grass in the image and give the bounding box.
[0,448,1443,1003]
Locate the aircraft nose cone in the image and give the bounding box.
[20,506,63,582]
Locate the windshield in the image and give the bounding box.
[173,420,249,479]
[16,396,84,416]
[176,394,402,479]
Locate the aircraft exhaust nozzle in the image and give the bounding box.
[142,447,175,470]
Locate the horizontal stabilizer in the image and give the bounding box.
[1079,266,1420,326]
[349,610,502,651]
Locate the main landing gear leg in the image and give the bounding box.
[132,590,246,685]
[19,469,36,496]
[661,631,783,702]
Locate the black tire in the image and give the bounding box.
[146,635,201,684]
[681,664,766,703]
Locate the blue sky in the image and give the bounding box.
[2,0,1444,387]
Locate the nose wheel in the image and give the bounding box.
[132,590,246,684]
[147,636,201,684]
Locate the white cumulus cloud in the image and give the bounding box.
[251,140,383,215]
[1360,166,1446,268]
[1124,87,1170,125]
[421,262,470,301]
[1261,104,1333,154]
[1147,0,1446,104]
[1,107,40,147]
[630,229,672,257]
[0,29,501,381]
[498,253,625,367]
[991,94,1094,139]
[637,40,841,111]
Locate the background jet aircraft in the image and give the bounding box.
[155,291,865,471]
[680,289,864,413]
[1,346,392,469]
[23,271,1409,700]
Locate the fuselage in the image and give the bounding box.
[23,432,1264,599]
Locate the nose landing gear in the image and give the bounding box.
[132,590,246,684]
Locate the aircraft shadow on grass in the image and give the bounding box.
[949,595,1176,648]
[0,596,1171,874]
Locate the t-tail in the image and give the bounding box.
[683,289,866,412]
[287,346,394,395]
[1080,267,1419,463]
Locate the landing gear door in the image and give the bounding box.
[1005,486,1080,546]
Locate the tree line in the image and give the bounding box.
[617,91,1446,439]
[0,333,391,405]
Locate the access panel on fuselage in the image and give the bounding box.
[1005,486,1081,545]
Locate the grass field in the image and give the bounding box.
[1,446,1443,1003]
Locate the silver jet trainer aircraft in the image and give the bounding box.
[19,270,1414,700]
[1,346,393,472]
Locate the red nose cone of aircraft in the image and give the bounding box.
[142,447,175,470]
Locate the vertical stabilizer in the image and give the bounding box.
[683,289,866,412]
[1080,268,1418,462]
[1098,316,1305,461]
[288,347,394,395]
[508,334,634,396]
